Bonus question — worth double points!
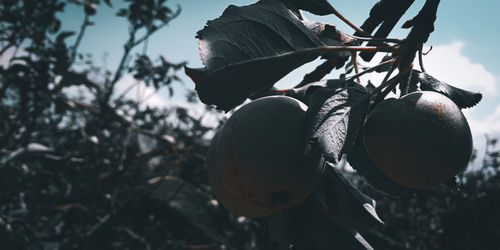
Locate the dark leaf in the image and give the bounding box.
[305,83,370,163]
[84,3,97,16]
[190,0,326,111]
[103,0,113,7]
[116,8,128,17]
[311,222,375,250]
[56,31,76,43]
[302,21,355,61]
[295,59,342,88]
[324,165,384,230]
[149,177,217,239]
[288,78,351,104]
[358,0,415,62]
[410,70,482,109]
[286,0,332,16]
[346,128,413,198]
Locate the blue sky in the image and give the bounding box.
[58,0,500,166]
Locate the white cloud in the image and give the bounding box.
[467,104,500,161]
[421,41,497,95]
[112,75,168,109]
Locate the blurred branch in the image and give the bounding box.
[62,96,175,146]
[70,13,90,64]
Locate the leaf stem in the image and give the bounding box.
[374,63,413,102]
[326,3,370,37]
[346,58,395,82]
[351,52,361,83]
[347,35,404,44]
[418,44,426,72]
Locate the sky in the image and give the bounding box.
[47,0,500,167]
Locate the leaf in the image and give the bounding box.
[286,0,333,15]
[346,128,413,198]
[410,70,482,109]
[312,222,375,250]
[116,8,128,17]
[305,82,370,163]
[189,0,326,111]
[288,78,350,104]
[103,0,113,7]
[302,21,355,61]
[276,181,374,249]
[324,164,384,230]
[149,177,217,239]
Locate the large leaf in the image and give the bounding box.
[271,182,374,249]
[149,177,217,239]
[305,81,370,163]
[324,164,384,230]
[286,0,332,15]
[347,129,413,198]
[187,0,328,111]
[410,70,482,109]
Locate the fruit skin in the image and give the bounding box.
[207,96,323,217]
[363,91,473,189]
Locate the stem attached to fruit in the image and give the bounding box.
[373,63,413,102]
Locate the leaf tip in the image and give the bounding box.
[184,66,205,84]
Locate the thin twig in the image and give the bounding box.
[351,52,361,83]
[117,226,152,250]
[326,3,370,37]
[378,58,399,89]
[112,79,141,107]
[85,214,111,236]
[63,97,175,146]
[418,44,426,72]
[70,13,90,64]
[374,63,413,102]
[346,58,396,82]
[346,35,404,44]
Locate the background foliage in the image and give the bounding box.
[1,0,499,249]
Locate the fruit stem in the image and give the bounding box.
[418,44,426,72]
[374,64,413,102]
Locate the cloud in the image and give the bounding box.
[112,75,168,109]
[421,41,497,95]
[468,105,500,137]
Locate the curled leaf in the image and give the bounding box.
[324,165,385,230]
[410,70,482,109]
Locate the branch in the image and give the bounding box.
[70,13,90,64]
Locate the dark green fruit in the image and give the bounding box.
[363,91,473,189]
[207,96,323,217]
